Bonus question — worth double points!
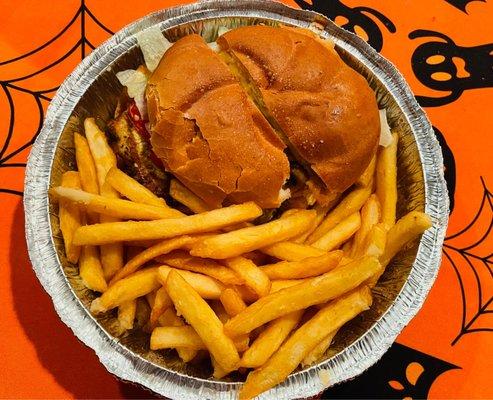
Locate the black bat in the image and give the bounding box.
[294,0,396,52]
[410,29,493,107]
[444,0,487,13]
[322,343,459,398]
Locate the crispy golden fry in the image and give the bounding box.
[260,251,342,280]
[149,287,173,329]
[380,211,432,268]
[157,266,224,299]
[59,172,82,264]
[73,202,263,245]
[50,186,186,221]
[239,288,373,399]
[307,186,371,244]
[106,167,174,209]
[212,356,229,379]
[84,118,124,278]
[241,310,303,368]
[234,285,260,303]
[224,257,380,337]
[376,132,398,229]
[157,307,197,362]
[79,244,107,292]
[269,279,307,293]
[261,242,326,261]
[357,153,377,189]
[110,236,196,284]
[99,185,125,280]
[157,250,244,286]
[210,299,251,353]
[74,132,99,194]
[301,329,338,367]
[118,299,137,330]
[363,223,387,259]
[294,204,329,243]
[191,210,317,259]
[165,270,240,371]
[351,195,381,258]
[90,267,160,314]
[311,212,361,251]
[151,326,206,350]
[84,117,117,188]
[169,179,211,213]
[220,288,247,317]
[341,239,353,254]
[225,257,271,297]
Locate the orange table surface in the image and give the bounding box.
[1,0,492,398]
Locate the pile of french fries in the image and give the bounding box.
[52,117,432,399]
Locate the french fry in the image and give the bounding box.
[307,186,371,244]
[84,118,124,280]
[311,212,361,251]
[79,244,107,292]
[294,204,329,244]
[270,279,307,293]
[363,223,387,259]
[74,132,99,223]
[356,153,377,189]
[225,257,271,297]
[157,307,197,362]
[212,356,229,379]
[59,172,82,264]
[376,132,398,229]
[301,329,338,367]
[106,167,175,209]
[151,326,206,350]
[224,257,380,337]
[73,202,263,245]
[90,267,160,314]
[126,239,161,248]
[191,210,317,259]
[50,186,184,221]
[380,211,432,268]
[234,285,260,303]
[169,179,211,213]
[74,132,99,195]
[240,310,303,368]
[260,251,342,280]
[220,288,247,317]
[210,301,250,352]
[149,287,173,329]
[165,270,240,371]
[110,236,196,285]
[84,117,117,188]
[351,195,381,258]
[157,250,244,286]
[261,242,326,261]
[157,266,224,299]
[118,299,137,330]
[239,287,373,399]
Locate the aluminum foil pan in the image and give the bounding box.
[24,0,449,398]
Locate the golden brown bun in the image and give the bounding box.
[146,34,290,209]
[218,25,380,194]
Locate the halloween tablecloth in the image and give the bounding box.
[1,0,492,398]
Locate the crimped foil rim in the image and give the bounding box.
[24,1,449,399]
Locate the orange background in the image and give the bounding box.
[0,0,492,398]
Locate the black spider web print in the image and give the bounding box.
[443,177,493,345]
[0,0,114,197]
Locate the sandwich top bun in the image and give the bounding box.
[146,34,290,209]
[146,26,380,209]
[217,25,380,195]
